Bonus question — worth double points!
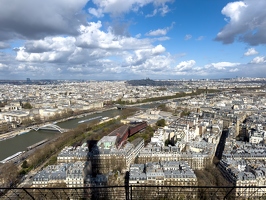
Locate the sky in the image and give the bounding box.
[0,0,266,80]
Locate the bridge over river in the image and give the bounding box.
[29,124,68,133]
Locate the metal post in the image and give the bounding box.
[22,188,35,200]
[224,186,235,200]
[130,185,133,200]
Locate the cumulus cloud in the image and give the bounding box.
[0,0,88,41]
[215,0,266,45]
[205,62,241,70]
[16,36,76,62]
[172,61,243,78]
[76,22,153,51]
[222,1,247,22]
[8,19,173,79]
[151,45,166,55]
[16,21,157,66]
[251,56,266,64]
[127,54,173,76]
[125,44,166,67]
[89,0,173,17]
[175,60,196,72]
[244,48,258,56]
[185,34,192,40]
[146,22,174,36]
[146,29,168,36]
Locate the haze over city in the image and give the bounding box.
[0,0,266,80]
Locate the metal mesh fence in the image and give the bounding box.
[1,185,266,200]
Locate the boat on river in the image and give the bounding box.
[78,116,102,123]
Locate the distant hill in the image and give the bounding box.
[126,79,176,86]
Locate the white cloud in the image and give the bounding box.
[0,63,8,70]
[17,64,26,71]
[125,44,166,66]
[196,36,204,41]
[175,60,196,71]
[155,36,170,41]
[76,22,152,50]
[146,22,174,36]
[151,45,166,55]
[89,0,173,17]
[128,54,173,76]
[215,0,266,45]
[15,21,154,65]
[146,29,167,36]
[229,68,239,72]
[11,19,175,79]
[67,67,84,72]
[251,56,266,64]
[185,34,192,40]
[76,22,121,49]
[146,9,158,18]
[135,33,141,38]
[16,36,76,62]
[222,1,247,22]
[205,62,241,70]
[244,48,258,56]
[171,61,244,77]
[158,4,170,16]
[88,8,104,18]
[27,65,39,71]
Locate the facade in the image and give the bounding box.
[90,137,144,174]
[57,143,89,163]
[218,121,266,198]
[218,158,266,197]
[0,110,29,125]
[32,161,86,188]
[129,161,197,186]
[137,142,212,170]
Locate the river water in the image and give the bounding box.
[0,103,161,161]
[0,109,121,161]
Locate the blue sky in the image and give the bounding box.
[0,0,266,80]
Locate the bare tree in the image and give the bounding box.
[0,163,19,187]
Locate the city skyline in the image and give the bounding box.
[0,0,266,80]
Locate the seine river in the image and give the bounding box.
[0,103,160,161]
[0,109,121,161]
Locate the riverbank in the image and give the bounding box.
[0,129,29,141]
[0,106,117,142]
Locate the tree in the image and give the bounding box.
[21,160,29,169]
[180,108,190,117]
[158,104,171,112]
[33,116,42,124]
[0,101,7,107]
[156,119,166,127]
[165,139,170,146]
[50,113,61,121]
[22,102,32,109]
[21,117,33,126]
[120,108,138,119]
[0,163,19,187]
